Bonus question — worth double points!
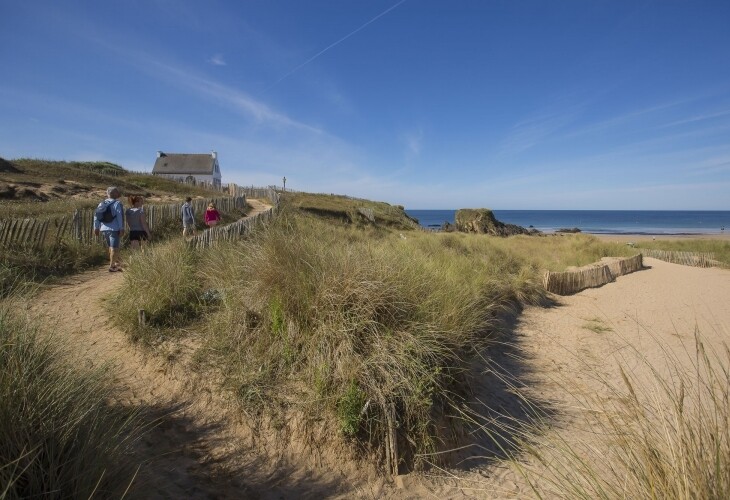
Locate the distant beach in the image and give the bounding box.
[406,209,730,236]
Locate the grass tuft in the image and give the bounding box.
[0,302,142,498]
[110,241,201,343]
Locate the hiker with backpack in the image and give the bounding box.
[93,186,125,272]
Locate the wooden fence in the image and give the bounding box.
[188,188,280,249]
[640,249,718,268]
[543,254,643,295]
[0,195,246,250]
[189,204,278,249]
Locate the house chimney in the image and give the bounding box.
[211,150,217,159]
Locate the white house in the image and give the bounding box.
[152,151,222,188]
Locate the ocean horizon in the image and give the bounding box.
[405,210,730,235]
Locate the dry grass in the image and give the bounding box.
[108,207,644,471]
[110,241,202,344]
[470,329,730,499]
[0,301,143,498]
[0,238,108,298]
[187,213,547,469]
[283,192,419,229]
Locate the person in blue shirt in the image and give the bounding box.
[93,186,125,272]
[181,197,196,237]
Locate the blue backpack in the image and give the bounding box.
[95,200,117,224]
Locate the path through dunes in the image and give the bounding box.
[26,215,730,500]
[25,199,377,499]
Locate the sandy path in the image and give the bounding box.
[27,198,392,499]
[28,200,278,498]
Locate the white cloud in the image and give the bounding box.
[209,54,227,66]
[403,129,423,156]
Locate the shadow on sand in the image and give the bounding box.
[127,401,350,500]
[425,298,563,473]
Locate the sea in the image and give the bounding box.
[405,210,730,235]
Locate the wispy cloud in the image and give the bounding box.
[494,97,590,158]
[403,129,423,156]
[89,39,324,134]
[208,54,227,66]
[269,0,408,87]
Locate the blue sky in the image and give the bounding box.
[1,0,729,209]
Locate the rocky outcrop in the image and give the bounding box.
[454,208,538,236]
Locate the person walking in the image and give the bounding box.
[93,186,125,272]
[182,197,196,236]
[126,195,151,252]
[204,202,222,227]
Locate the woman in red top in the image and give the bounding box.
[204,202,222,227]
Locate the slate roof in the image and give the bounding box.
[152,153,216,175]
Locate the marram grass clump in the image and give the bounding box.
[111,241,202,343]
[0,304,142,498]
[197,214,546,469]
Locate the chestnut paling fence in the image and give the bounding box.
[543,254,644,295]
[188,188,280,249]
[0,196,247,250]
[639,249,719,268]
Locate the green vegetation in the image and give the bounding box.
[0,303,142,498]
[5,182,727,491]
[114,204,642,469]
[0,156,249,296]
[0,239,107,298]
[283,192,419,229]
[0,158,223,216]
[636,239,730,266]
[581,317,613,333]
[111,241,202,343]
[419,231,635,272]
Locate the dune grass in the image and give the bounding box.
[469,329,730,499]
[0,302,143,498]
[0,238,108,298]
[110,241,202,344]
[111,210,549,469]
[283,192,419,229]
[108,206,649,470]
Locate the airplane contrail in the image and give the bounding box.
[270,0,407,87]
